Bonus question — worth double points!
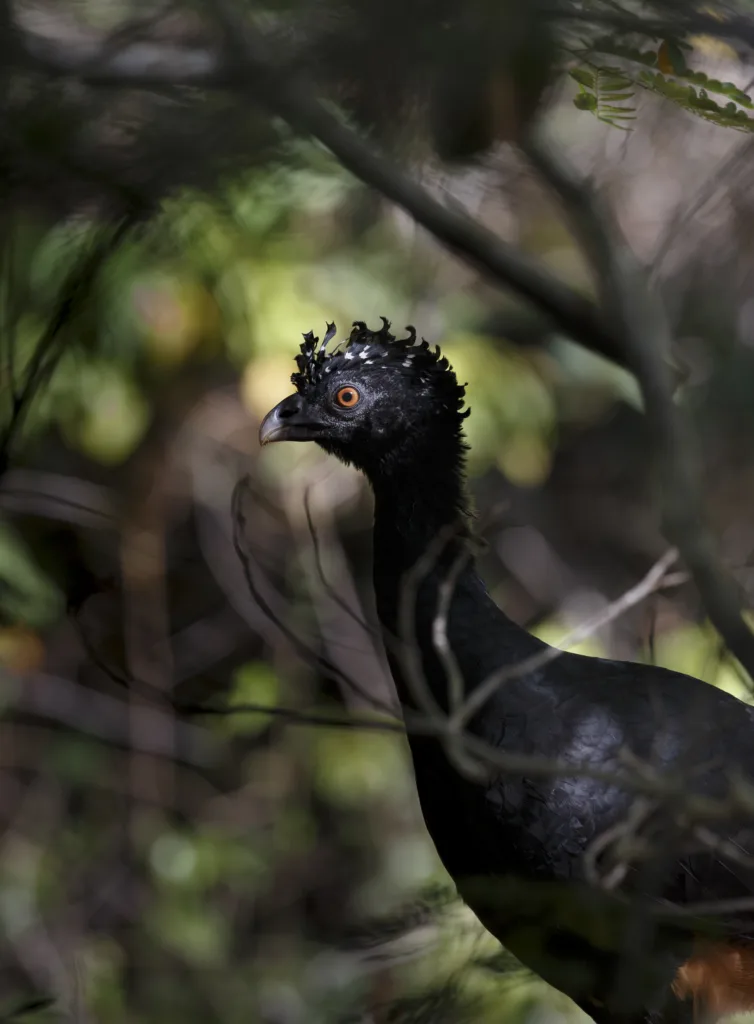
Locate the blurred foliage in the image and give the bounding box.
[2,0,754,1022]
[0,128,752,1021]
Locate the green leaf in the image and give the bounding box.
[569,68,595,89]
[570,65,635,129]
[589,36,754,124]
[573,92,597,111]
[579,39,754,135]
[647,74,754,132]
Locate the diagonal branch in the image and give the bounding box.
[0,216,138,476]
[524,136,754,682]
[18,11,626,369]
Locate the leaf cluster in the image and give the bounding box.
[571,36,754,132]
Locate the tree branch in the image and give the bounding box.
[555,4,754,53]
[17,12,626,369]
[0,217,137,476]
[524,136,754,682]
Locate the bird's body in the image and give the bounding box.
[260,319,754,1024]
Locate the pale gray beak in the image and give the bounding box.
[259,394,325,445]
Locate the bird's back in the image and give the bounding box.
[387,560,754,1016]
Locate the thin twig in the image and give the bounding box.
[583,797,658,890]
[432,545,472,714]
[396,525,455,722]
[665,895,754,920]
[5,673,212,765]
[451,547,680,731]
[181,701,405,732]
[691,825,754,872]
[231,476,398,716]
[652,137,754,277]
[303,487,377,639]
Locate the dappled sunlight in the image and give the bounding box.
[2,2,754,1021]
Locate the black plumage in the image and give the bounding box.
[259,319,754,1024]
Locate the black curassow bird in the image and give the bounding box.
[259,319,754,1024]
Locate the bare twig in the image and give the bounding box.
[691,825,754,872]
[0,471,114,528]
[652,137,754,277]
[5,673,212,764]
[583,797,658,891]
[231,476,398,716]
[396,525,455,722]
[235,486,739,806]
[451,547,681,732]
[426,543,488,781]
[303,488,377,640]
[295,482,395,712]
[181,701,405,733]
[229,501,704,799]
[432,545,472,714]
[666,895,754,920]
[50,652,754,830]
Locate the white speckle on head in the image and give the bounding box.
[324,365,333,373]
[402,358,412,367]
[359,347,370,360]
[344,350,355,360]
[364,359,374,365]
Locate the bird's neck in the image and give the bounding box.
[368,431,530,714]
[368,426,469,559]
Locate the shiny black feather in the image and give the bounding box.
[277,319,754,1024]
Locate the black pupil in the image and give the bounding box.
[341,390,355,403]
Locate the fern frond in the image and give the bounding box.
[639,71,754,132]
[569,65,636,129]
[580,37,754,133]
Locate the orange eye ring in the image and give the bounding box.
[335,386,361,409]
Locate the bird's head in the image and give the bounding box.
[259,318,469,478]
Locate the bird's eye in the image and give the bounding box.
[335,386,361,409]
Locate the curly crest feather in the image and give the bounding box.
[291,317,469,419]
